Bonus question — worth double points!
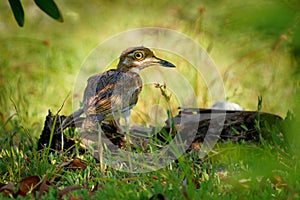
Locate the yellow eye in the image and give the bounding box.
[133,51,144,60]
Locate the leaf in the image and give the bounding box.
[241,124,248,131]
[58,186,84,199]
[18,176,40,197]
[57,158,87,170]
[0,183,16,196]
[37,174,50,199]
[8,0,24,27]
[34,0,63,22]
[70,158,87,170]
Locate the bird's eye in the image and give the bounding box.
[133,51,144,60]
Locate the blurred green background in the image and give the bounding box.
[1,1,300,198]
[1,0,299,134]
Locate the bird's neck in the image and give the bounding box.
[129,67,140,74]
[117,63,128,71]
[117,64,140,74]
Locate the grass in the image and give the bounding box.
[1,0,300,199]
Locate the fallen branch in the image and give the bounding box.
[38,108,283,156]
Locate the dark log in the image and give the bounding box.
[173,108,282,143]
[38,108,283,154]
[37,110,82,153]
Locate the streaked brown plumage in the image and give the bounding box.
[82,46,175,131]
[83,69,142,123]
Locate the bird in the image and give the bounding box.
[80,46,175,135]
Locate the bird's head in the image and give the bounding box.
[117,46,175,73]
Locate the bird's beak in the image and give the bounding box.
[154,56,176,68]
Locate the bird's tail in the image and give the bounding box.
[62,108,85,129]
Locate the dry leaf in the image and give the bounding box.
[70,158,87,170]
[37,174,50,200]
[0,183,16,196]
[58,186,84,199]
[58,158,87,170]
[18,176,40,196]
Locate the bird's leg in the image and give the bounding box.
[111,110,133,148]
[97,122,104,173]
[123,110,131,149]
[123,110,133,171]
[112,118,125,133]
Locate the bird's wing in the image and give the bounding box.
[83,69,118,116]
[83,70,142,117]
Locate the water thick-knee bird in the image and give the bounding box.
[80,46,175,134]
